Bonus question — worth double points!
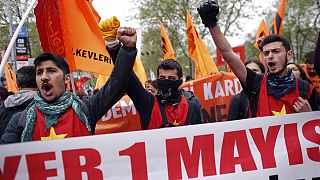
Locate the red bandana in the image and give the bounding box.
[256,75,300,117]
[148,96,189,129]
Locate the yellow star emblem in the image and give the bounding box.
[41,127,67,141]
[272,105,287,116]
[173,120,181,126]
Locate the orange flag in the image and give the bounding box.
[35,0,113,75]
[186,10,219,79]
[160,21,176,60]
[254,19,269,49]
[4,63,18,93]
[133,56,148,84]
[95,74,109,90]
[269,0,286,35]
[95,56,147,89]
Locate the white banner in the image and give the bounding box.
[1,112,320,180]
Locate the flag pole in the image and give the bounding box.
[70,73,77,95]
[0,0,38,77]
[7,0,17,73]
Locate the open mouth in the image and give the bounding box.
[42,82,53,96]
[268,62,276,68]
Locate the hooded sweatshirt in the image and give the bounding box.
[0,90,36,136]
[4,90,36,108]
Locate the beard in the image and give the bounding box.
[308,71,317,77]
[267,56,288,77]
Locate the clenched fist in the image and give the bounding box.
[197,0,219,28]
[117,27,137,48]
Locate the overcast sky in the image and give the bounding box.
[92,0,138,27]
[92,0,277,46]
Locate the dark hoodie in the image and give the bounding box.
[0,90,35,137]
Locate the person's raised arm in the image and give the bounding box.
[197,0,247,84]
[84,27,137,123]
[98,17,154,125]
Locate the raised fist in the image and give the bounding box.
[197,0,219,28]
[117,27,137,47]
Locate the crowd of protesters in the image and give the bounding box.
[0,0,319,144]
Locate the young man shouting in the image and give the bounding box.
[197,0,319,117]
[1,27,137,143]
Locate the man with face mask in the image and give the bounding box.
[99,17,202,129]
[197,0,319,117]
[141,59,202,129]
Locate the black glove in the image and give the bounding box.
[197,0,219,28]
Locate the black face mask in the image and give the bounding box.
[156,79,183,106]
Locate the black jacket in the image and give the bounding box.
[0,47,137,144]
[0,102,31,137]
[0,90,35,137]
[242,68,319,118]
[107,44,202,129]
[227,90,249,120]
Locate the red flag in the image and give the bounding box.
[269,0,286,35]
[34,0,66,57]
[75,77,91,91]
[78,76,91,84]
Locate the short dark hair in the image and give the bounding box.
[157,59,183,79]
[0,85,13,101]
[244,60,265,73]
[34,52,70,75]
[287,62,310,83]
[150,80,158,89]
[145,79,152,85]
[185,75,193,82]
[260,34,291,52]
[16,66,37,89]
[304,51,314,64]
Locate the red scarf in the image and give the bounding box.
[148,96,188,129]
[32,108,90,141]
[256,75,300,117]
